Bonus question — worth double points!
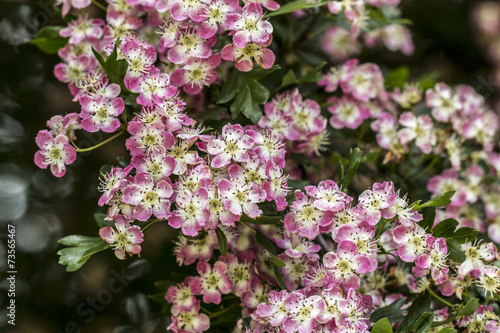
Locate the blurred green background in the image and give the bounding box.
[0,0,498,332]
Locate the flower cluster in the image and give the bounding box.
[321,0,414,61]
[33,0,500,332]
[257,88,329,156]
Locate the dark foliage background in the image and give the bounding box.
[0,0,496,332]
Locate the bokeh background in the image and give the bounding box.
[0,0,499,332]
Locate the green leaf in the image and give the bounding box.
[432,218,478,244]
[331,154,349,166]
[456,298,479,317]
[372,318,393,333]
[281,69,298,87]
[413,191,455,210]
[385,67,410,89]
[92,47,107,71]
[255,230,285,267]
[273,265,287,290]
[218,66,279,123]
[57,236,110,271]
[29,26,68,54]
[244,65,280,81]
[338,161,345,185]
[91,41,129,91]
[370,298,406,323]
[240,214,283,225]
[363,148,381,163]
[431,218,459,238]
[342,148,362,188]
[154,279,177,291]
[148,292,168,304]
[218,69,244,103]
[215,227,228,258]
[431,298,479,328]
[416,72,439,90]
[415,313,434,333]
[266,0,329,17]
[446,239,466,263]
[438,328,457,333]
[298,61,326,83]
[287,179,311,191]
[93,212,114,228]
[418,207,435,232]
[396,291,431,333]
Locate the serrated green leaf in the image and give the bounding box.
[419,207,436,232]
[107,59,129,85]
[281,69,298,87]
[415,313,434,333]
[255,230,278,256]
[240,214,283,225]
[413,191,455,210]
[287,179,311,191]
[273,265,287,290]
[92,47,107,71]
[338,161,345,184]
[148,292,167,304]
[385,67,410,89]
[215,227,228,258]
[432,219,478,244]
[218,69,245,104]
[57,236,110,271]
[438,328,456,333]
[446,239,466,263]
[343,148,362,188]
[416,72,439,90]
[298,61,326,83]
[266,0,329,17]
[271,255,286,267]
[451,227,478,244]
[396,291,431,333]
[331,154,349,166]
[432,218,459,238]
[58,235,102,246]
[243,65,280,81]
[94,212,114,228]
[372,318,393,333]
[154,279,177,291]
[370,298,406,323]
[363,148,381,163]
[29,26,68,54]
[456,298,479,317]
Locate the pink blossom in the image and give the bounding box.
[171,55,221,95]
[99,216,144,259]
[169,188,211,236]
[218,178,266,218]
[198,0,241,38]
[79,95,124,133]
[167,28,216,64]
[197,261,233,304]
[323,241,371,289]
[127,67,177,107]
[426,83,462,123]
[34,130,77,177]
[398,112,436,154]
[221,41,275,72]
[284,190,333,240]
[207,124,255,168]
[121,173,174,221]
[328,96,370,130]
[228,3,273,48]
